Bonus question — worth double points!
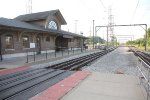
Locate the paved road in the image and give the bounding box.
[84,47,138,75]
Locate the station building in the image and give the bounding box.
[0,9,87,59]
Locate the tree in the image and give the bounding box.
[148,28,150,38]
[126,38,144,47]
[147,28,150,46]
[85,36,105,44]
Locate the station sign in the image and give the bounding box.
[30,43,35,48]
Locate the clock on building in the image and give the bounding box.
[48,20,58,30]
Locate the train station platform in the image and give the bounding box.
[61,73,146,100]
[29,71,146,100]
[61,72,146,100]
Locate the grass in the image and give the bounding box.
[134,45,150,52]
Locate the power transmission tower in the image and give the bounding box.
[108,6,115,46]
[26,0,32,14]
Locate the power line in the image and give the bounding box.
[98,0,106,10]
[79,0,103,18]
[130,0,140,24]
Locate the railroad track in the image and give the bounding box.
[129,47,150,66]
[47,48,114,70]
[0,48,115,100]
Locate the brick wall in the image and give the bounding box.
[1,31,57,54]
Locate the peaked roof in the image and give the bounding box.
[15,9,67,25]
[0,17,46,32]
[0,18,87,38]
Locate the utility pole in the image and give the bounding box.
[107,26,108,47]
[26,0,32,14]
[145,24,147,51]
[93,20,95,49]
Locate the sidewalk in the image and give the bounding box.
[61,72,147,100]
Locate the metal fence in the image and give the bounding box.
[26,47,87,63]
[137,57,150,100]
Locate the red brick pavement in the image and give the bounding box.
[0,66,31,75]
[30,71,91,100]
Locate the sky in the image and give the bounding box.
[0,0,150,43]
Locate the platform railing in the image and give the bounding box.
[137,57,150,100]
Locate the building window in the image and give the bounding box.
[22,36,29,48]
[46,36,50,42]
[5,35,13,49]
[48,20,58,30]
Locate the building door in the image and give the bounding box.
[36,36,41,54]
[55,36,68,51]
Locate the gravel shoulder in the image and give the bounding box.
[84,47,138,75]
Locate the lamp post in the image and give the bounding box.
[107,26,108,47]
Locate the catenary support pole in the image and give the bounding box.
[107,26,109,47]
[145,24,147,51]
[93,20,95,49]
